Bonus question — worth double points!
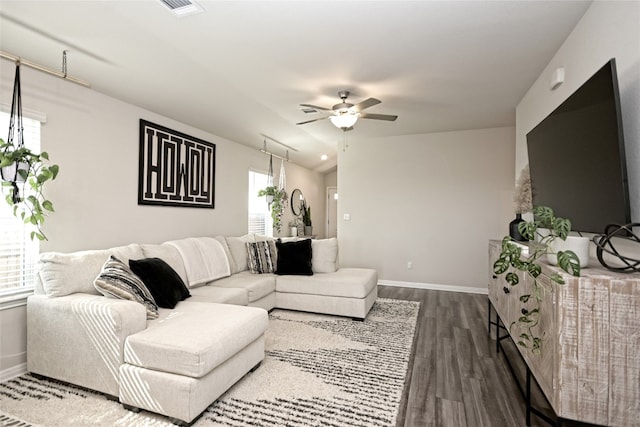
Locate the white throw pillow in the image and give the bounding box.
[225,234,255,273]
[215,236,238,275]
[40,244,144,297]
[311,238,339,273]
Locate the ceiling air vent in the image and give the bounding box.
[302,107,318,114]
[159,0,203,17]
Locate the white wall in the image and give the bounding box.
[338,127,515,291]
[0,57,324,374]
[278,163,327,239]
[515,1,640,226]
[0,60,324,252]
[325,170,337,188]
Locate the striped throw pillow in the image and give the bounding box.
[246,241,275,274]
[94,255,159,319]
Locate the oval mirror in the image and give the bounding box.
[291,188,305,216]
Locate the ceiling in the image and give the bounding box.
[0,0,591,172]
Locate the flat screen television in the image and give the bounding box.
[526,58,630,234]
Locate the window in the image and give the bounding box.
[248,170,273,237]
[0,111,41,295]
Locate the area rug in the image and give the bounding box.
[0,298,419,427]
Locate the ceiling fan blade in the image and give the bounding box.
[360,112,398,121]
[352,97,381,112]
[300,103,332,111]
[296,117,328,125]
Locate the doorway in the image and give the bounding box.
[326,186,338,238]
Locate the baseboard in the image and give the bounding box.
[378,280,488,295]
[0,362,27,382]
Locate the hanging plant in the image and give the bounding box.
[257,186,287,233]
[0,138,59,241]
[0,62,59,241]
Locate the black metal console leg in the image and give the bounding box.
[526,367,532,427]
[495,309,500,354]
[487,299,491,336]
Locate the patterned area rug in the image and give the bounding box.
[0,298,419,427]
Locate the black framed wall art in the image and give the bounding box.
[138,119,215,209]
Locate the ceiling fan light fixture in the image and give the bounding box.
[329,112,359,129]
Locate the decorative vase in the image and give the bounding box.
[509,213,526,242]
[547,236,590,268]
[290,226,297,237]
[304,225,313,236]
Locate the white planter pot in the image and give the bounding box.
[0,161,29,182]
[265,195,274,204]
[546,236,591,268]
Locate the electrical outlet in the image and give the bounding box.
[407,261,413,270]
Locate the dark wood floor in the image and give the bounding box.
[379,285,557,427]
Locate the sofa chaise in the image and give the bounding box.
[27,235,378,425]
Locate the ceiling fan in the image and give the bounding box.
[296,91,398,131]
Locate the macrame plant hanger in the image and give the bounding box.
[265,151,274,207]
[278,154,287,192]
[2,61,26,203]
[267,153,274,187]
[278,152,287,210]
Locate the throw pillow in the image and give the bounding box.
[275,238,313,276]
[311,238,339,273]
[129,257,191,309]
[94,256,159,319]
[246,241,275,274]
[215,235,238,275]
[225,234,255,273]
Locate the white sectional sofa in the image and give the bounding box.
[27,235,378,425]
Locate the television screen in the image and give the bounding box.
[526,58,630,234]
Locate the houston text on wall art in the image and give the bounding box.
[138,119,215,209]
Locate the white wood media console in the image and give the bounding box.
[488,240,640,426]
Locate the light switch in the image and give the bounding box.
[343,213,351,220]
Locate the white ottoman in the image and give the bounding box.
[119,301,268,425]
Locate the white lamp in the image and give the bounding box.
[329,112,359,129]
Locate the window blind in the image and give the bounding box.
[0,112,41,293]
[248,170,273,237]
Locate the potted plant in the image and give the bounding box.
[493,206,581,353]
[257,186,286,233]
[0,137,59,241]
[301,200,312,235]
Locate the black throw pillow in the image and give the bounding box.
[129,258,191,309]
[275,238,313,276]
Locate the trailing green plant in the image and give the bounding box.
[0,137,59,241]
[493,206,581,353]
[257,186,287,233]
[301,200,312,226]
